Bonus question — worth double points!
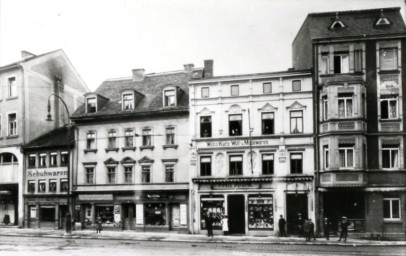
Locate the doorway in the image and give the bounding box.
[227,195,245,234]
[286,193,308,235]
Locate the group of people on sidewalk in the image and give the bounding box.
[204,213,229,237]
[278,215,351,242]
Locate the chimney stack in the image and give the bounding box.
[21,50,35,59]
[183,63,195,72]
[132,68,145,82]
[203,60,213,78]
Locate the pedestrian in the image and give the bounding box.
[309,219,316,240]
[303,219,311,241]
[96,217,102,234]
[296,213,304,237]
[323,217,331,240]
[278,215,287,237]
[338,216,350,242]
[221,214,229,235]
[205,213,213,237]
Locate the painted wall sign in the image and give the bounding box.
[27,170,67,178]
[212,182,259,190]
[78,194,113,201]
[201,139,270,148]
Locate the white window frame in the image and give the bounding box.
[38,180,46,193]
[7,112,17,136]
[323,145,329,169]
[290,110,303,134]
[123,165,134,183]
[263,82,272,94]
[201,87,209,98]
[339,145,354,168]
[163,88,176,107]
[28,180,36,193]
[292,80,301,92]
[380,47,398,71]
[380,96,398,120]
[200,156,212,176]
[334,53,349,73]
[84,166,95,184]
[382,145,400,169]
[107,130,117,149]
[164,164,175,182]
[39,153,47,167]
[141,164,152,183]
[142,128,153,146]
[60,151,69,166]
[165,126,175,145]
[50,152,58,166]
[338,94,353,118]
[383,198,401,220]
[86,97,97,113]
[122,92,135,110]
[7,76,17,98]
[124,129,134,147]
[106,166,117,184]
[86,131,96,149]
[322,96,328,121]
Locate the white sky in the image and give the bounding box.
[0,0,404,91]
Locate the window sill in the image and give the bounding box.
[378,69,400,74]
[383,219,402,224]
[27,166,36,169]
[49,165,58,168]
[84,149,97,154]
[163,145,178,149]
[6,135,19,139]
[380,118,401,122]
[6,97,18,101]
[140,146,154,151]
[105,148,119,153]
[122,146,136,152]
[320,72,364,77]
[38,165,47,168]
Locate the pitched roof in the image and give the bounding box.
[295,7,406,42]
[0,49,61,71]
[24,126,74,150]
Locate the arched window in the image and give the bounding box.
[0,153,18,165]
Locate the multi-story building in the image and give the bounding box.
[293,7,406,237]
[0,50,88,226]
[71,62,210,232]
[189,70,314,236]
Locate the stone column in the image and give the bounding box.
[91,203,95,227]
[36,203,40,229]
[55,204,59,230]
[24,203,29,228]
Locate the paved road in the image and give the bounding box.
[1,235,405,256]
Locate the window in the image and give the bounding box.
[382,145,399,168]
[122,93,134,110]
[292,80,301,91]
[229,155,243,176]
[124,130,134,147]
[322,96,328,121]
[200,116,212,138]
[60,152,69,166]
[38,180,46,193]
[334,53,349,73]
[229,114,242,136]
[383,198,401,220]
[28,181,35,193]
[86,132,96,149]
[60,179,68,192]
[108,130,117,148]
[201,87,209,98]
[323,145,329,169]
[381,96,398,119]
[0,153,17,164]
[142,166,151,183]
[86,97,97,113]
[85,167,94,184]
[339,144,354,168]
[107,167,116,184]
[290,153,303,174]
[338,93,353,118]
[39,154,46,167]
[49,152,57,166]
[28,154,36,168]
[231,85,239,96]
[49,179,57,192]
[320,53,329,74]
[8,77,17,98]
[290,111,303,134]
[262,154,274,175]
[380,48,397,71]
[142,128,152,146]
[166,127,175,145]
[263,83,272,94]
[165,165,174,182]
[262,113,274,135]
[164,89,176,107]
[354,50,362,72]
[8,113,17,136]
[124,166,133,183]
[200,156,211,176]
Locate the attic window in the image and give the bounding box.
[330,12,346,29]
[376,10,391,26]
[163,88,176,107]
[122,92,134,110]
[86,97,97,113]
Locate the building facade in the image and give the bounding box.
[293,8,406,237]
[189,70,314,236]
[0,50,88,226]
[71,62,210,232]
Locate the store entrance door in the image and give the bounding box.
[228,195,245,234]
[286,194,308,235]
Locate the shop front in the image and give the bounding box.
[24,196,68,229]
[0,184,18,225]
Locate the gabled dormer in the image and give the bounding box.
[120,89,144,111]
[163,85,184,107]
[84,93,109,114]
[375,9,392,27]
[329,12,346,30]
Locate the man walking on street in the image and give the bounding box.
[278,215,287,237]
[338,216,350,242]
[205,213,214,238]
[324,217,331,240]
[309,219,316,240]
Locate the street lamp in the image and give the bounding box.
[46,94,72,235]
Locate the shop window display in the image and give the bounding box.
[144,203,166,226]
[200,197,224,230]
[248,195,274,230]
[96,206,114,224]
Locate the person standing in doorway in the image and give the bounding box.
[324,217,331,240]
[303,219,311,241]
[205,213,214,238]
[278,215,287,237]
[96,217,102,234]
[309,219,316,240]
[221,214,229,235]
[338,216,350,242]
[296,213,304,237]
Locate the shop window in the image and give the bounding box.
[8,77,17,98]
[248,195,274,230]
[290,153,303,174]
[8,113,17,136]
[142,166,151,183]
[38,180,46,193]
[323,145,329,169]
[165,165,174,182]
[50,152,57,167]
[60,152,69,166]
[122,93,134,110]
[86,97,97,113]
[60,179,68,192]
[229,114,242,136]
[200,196,224,230]
[382,144,399,168]
[28,180,35,193]
[354,50,362,72]
[383,198,401,220]
[163,89,176,107]
[322,96,328,121]
[229,155,243,176]
[200,116,212,138]
[334,53,349,73]
[107,167,116,184]
[338,93,353,118]
[201,87,209,98]
[108,130,117,149]
[96,206,114,224]
[142,128,152,146]
[339,144,354,168]
[320,53,329,74]
[200,156,211,176]
[145,203,166,226]
[85,167,94,184]
[231,85,239,96]
[290,110,303,134]
[49,179,57,192]
[263,82,272,94]
[86,132,96,149]
[29,206,37,219]
[39,154,47,167]
[292,80,301,92]
[28,154,36,168]
[262,113,274,135]
[124,130,134,147]
[124,166,133,183]
[0,153,18,165]
[381,95,398,119]
[380,48,397,71]
[262,154,274,175]
[165,127,175,145]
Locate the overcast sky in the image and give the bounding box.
[0,0,405,91]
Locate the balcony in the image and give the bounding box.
[320,120,366,133]
[320,73,364,86]
[380,119,401,132]
[320,171,367,187]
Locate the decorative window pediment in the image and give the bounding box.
[104,157,119,165]
[197,107,215,116]
[226,104,243,114]
[329,12,346,30]
[286,101,306,110]
[139,156,154,164]
[121,156,136,165]
[376,10,391,26]
[258,103,278,112]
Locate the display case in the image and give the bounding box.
[200,196,224,230]
[248,195,274,230]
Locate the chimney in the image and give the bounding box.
[203,60,213,78]
[21,50,35,59]
[183,63,195,72]
[132,68,145,82]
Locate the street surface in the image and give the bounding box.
[0,236,405,256]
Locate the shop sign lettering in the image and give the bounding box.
[205,139,269,148]
[213,183,259,190]
[27,170,67,178]
[78,194,113,201]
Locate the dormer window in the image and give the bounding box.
[86,97,97,113]
[122,93,134,110]
[330,12,346,29]
[376,9,391,26]
[164,89,176,107]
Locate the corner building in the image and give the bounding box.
[293,8,406,237]
[189,70,314,236]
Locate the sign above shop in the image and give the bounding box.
[27,170,67,178]
[212,182,260,190]
[200,139,271,148]
[78,194,113,201]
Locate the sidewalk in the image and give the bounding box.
[0,227,405,247]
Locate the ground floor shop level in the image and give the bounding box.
[23,196,69,229]
[0,184,18,225]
